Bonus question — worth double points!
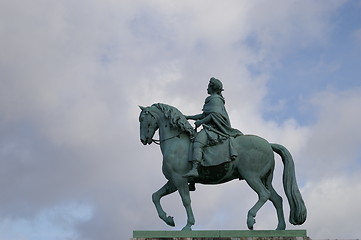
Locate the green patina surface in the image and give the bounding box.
[133,230,307,238]
[139,80,307,231]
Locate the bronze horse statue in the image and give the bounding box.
[139,103,306,231]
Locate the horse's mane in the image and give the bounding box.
[153,103,195,137]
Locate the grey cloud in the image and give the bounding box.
[0,1,359,239]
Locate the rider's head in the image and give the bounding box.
[208,77,224,95]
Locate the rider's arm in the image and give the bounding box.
[185,113,204,120]
[195,114,212,128]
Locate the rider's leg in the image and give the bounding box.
[184,130,207,178]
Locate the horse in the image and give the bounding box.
[139,103,306,231]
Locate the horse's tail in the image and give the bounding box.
[271,143,307,225]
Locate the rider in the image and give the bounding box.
[184,77,242,178]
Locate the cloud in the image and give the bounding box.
[302,173,361,239]
[302,88,361,180]
[0,0,360,239]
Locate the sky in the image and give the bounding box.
[0,0,361,239]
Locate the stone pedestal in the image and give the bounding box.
[131,229,309,240]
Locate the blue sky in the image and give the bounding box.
[0,1,361,240]
[259,1,361,124]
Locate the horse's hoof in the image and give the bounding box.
[247,217,256,230]
[165,216,175,227]
[276,224,286,230]
[181,225,192,231]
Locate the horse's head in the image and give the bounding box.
[139,105,159,145]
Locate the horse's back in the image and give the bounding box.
[193,135,275,184]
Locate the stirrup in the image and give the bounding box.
[189,182,196,191]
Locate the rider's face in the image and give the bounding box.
[207,84,214,94]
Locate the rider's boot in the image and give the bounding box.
[183,161,200,178]
[184,146,202,178]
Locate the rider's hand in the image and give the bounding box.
[195,120,202,128]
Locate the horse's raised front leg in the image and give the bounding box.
[174,177,195,231]
[152,181,177,227]
[245,177,271,230]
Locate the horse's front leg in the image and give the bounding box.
[152,181,177,227]
[174,177,195,231]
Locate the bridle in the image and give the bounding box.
[151,132,182,145]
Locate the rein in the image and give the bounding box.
[152,132,182,145]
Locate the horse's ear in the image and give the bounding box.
[139,105,146,111]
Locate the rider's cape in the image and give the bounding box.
[200,94,243,166]
[202,94,242,137]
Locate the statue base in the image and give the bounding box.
[131,229,309,240]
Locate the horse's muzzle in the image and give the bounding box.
[140,137,152,145]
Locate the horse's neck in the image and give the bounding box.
[155,111,190,155]
[157,116,179,140]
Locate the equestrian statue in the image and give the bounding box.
[138,77,307,231]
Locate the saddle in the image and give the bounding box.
[188,161,233,191]
[187,126,242,191]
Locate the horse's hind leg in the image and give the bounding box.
[152,181,177,227]
[265,169,286,230]
[268,183,286,230]
[245,177,270,230]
